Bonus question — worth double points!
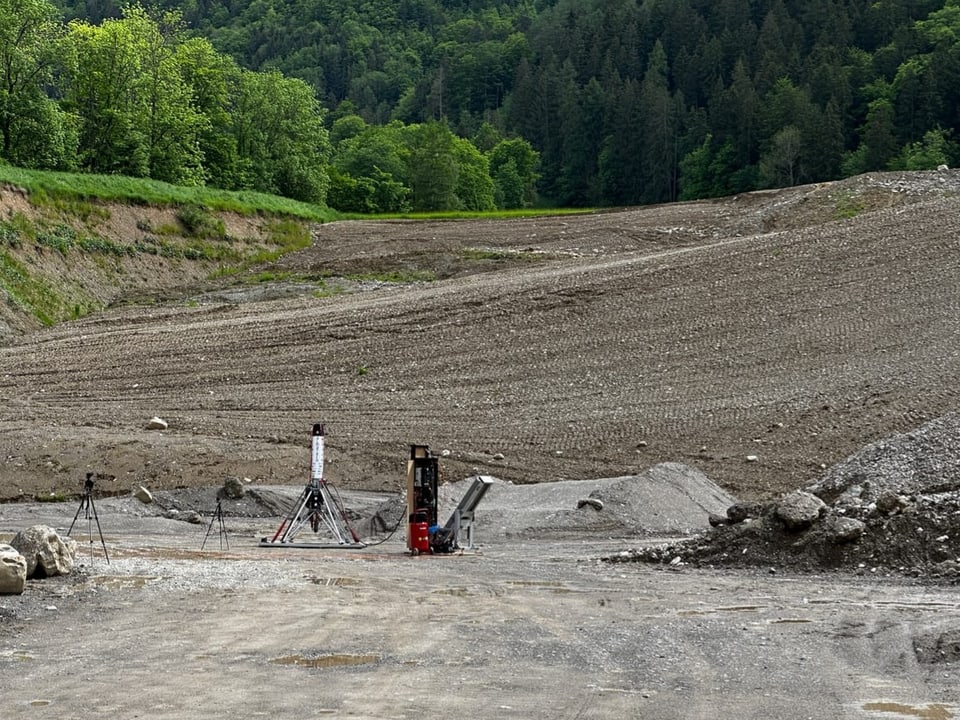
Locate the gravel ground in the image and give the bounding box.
[3,493,960,720]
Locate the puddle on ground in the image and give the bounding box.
[88,575,160,590]
[306,576,359,587]
[433,587,471,597]
[506,580,568,588]
[863,702,954,720]
[272,653,380,669]
[679,605,764,616]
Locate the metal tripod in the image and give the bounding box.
[261,478,364,548]
[201,499,229,551]
[67,474,110,564]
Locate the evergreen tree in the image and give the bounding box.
[638,41,679,203]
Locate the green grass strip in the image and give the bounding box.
[0,166,338,222]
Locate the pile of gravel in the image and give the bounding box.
[609,413,960,581]
[441,462,736,540]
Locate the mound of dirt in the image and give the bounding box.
[442,462,736,540]
[610,414,960,581]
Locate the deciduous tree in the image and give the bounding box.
[0,0,76,168]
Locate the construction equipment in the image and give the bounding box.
[428,475,494,553]
[260,424,364,549]
[406,444,438,554]
[405,444,493,554]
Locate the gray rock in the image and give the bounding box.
[164,510,202,524]
[134,486,154,504]
[221,477,246,500]
[577,498,603,511]
[708,513,727,527]
[10,526,78,578]
[819,514,866,543]
[875,490,909,515]
[0,544,27,595]
[146,416,168,430]
[727,502,765,524]
[775,491,826,530]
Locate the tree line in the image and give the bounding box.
[0,0,539,212]
[10,0,960,209]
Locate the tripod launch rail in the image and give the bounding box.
[260,424,365,549]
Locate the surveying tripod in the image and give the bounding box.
[201,498,230,551]
[67,472,110,563]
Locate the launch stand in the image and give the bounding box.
[260,424,364,549]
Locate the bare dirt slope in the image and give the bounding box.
[2,170,960,506]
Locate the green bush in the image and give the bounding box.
[36,224,76,254]
[177,204,227,240]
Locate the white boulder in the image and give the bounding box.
[0,544,27,594]
[10,525,78,578]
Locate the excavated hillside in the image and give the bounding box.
[1,170,960,525]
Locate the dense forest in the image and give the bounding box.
[4,0,960,210]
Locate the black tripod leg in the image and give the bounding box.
[218,505,229,550]
[88,497,110,564]
[202,501,228,551]
[201,507,218,550]
[67,496,86,535]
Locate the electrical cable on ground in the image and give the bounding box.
[360,507,407,547]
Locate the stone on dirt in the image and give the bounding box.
[221,477,246,499]
[775,491,826,530]
[0,543,27,594]
[164,509,202,524]
[9,526,77,578]
[134,486,153,504]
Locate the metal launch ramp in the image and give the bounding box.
[431,475,494,552]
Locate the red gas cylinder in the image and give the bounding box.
[409,520,430,555]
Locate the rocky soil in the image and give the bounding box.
[611,413,960,580]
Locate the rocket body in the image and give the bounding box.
[311,423,325,481]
